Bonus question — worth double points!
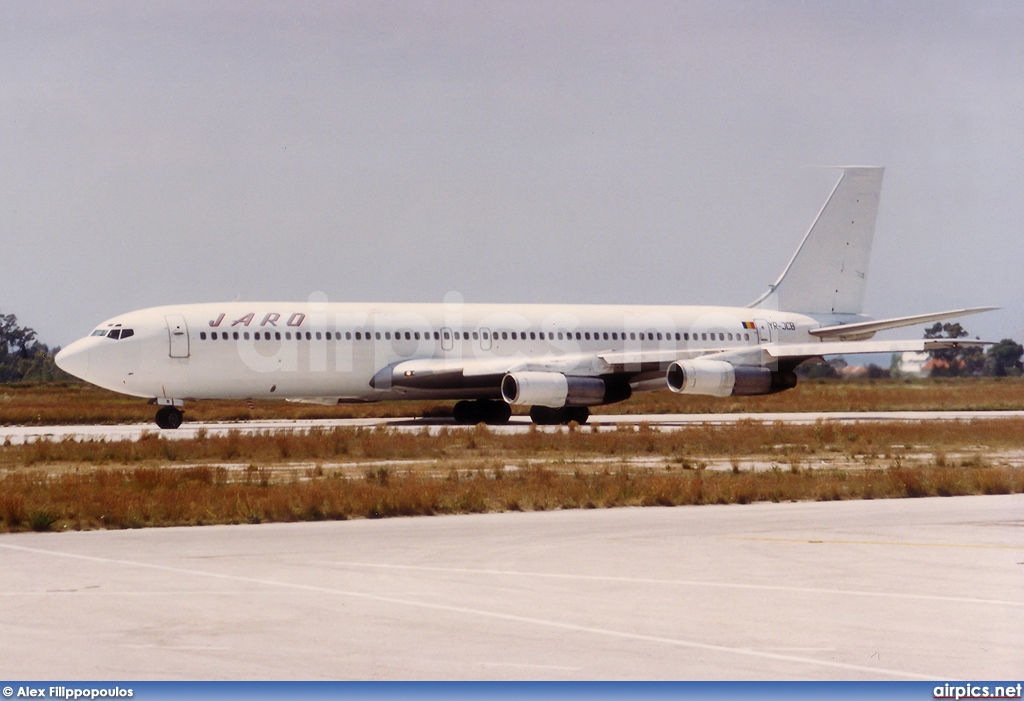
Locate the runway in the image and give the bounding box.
[1,495,1021,680]
[2,409,1023,444]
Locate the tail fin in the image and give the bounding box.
[749,167,884,316]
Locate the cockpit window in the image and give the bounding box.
[104,328,134,340]
[91,329,107,337]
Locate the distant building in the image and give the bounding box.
[899,351,930,378]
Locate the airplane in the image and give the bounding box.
[56,167,993,429]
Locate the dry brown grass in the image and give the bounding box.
[4,379,1023,533]
[2,376,1023,425]
[2,461,1020,533]
[3,418,1024,467]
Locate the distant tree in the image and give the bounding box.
[795,357,840,379]
[0,312,66,383]
[866,364,889,379]
[889,353,903,379]
[984,339,1024,377]
[924,322,984,377]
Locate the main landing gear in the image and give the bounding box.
[452,400,513,425]
[155,406,184,429]
[529,406,590,425]
[451,401,590,425]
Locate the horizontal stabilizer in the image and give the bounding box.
[810,307,998,341]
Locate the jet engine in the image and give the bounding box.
[500,372,607,408]
[666,360,788,397]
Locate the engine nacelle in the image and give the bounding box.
[500,372,607,408]
[666,361,778,397]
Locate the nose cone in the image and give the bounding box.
[55,340,91,381]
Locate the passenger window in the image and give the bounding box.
[433,331,440,340]
[482,331,489,340]
[501,332,508,340]
[630,332,636,340]
[244,332,250,340]
[728,333,733,341]
[529,332,536,340]
[285,332,291,340]
[574,332,581,340]
[684,333,689,341]
[276,332,282,340]
[443,331,450,340]
[656,332,662,341]
[472,332,478,340]
[307,332,313,340]
[200,332,207,340]
[720,333,725,341]
[210,331,218,340]
[354,332,361,340]
[701,333,707,341]
[557,332,564,340]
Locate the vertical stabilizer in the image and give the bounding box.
[749,167,883,315]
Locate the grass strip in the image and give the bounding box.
[4,419,1024,466]
[2,462,1021,533]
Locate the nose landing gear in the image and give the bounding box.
[155,406,184,429]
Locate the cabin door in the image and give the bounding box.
[165,315,190,358]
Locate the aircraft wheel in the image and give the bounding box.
[452,401,481,425]
[482,400,512,425]
[566,407,590,424]
[529,406,562,425]
[529,406,589,425]
[155,406,183,430]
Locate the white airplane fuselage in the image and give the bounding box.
[56,301,811,402]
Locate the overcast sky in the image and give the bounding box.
[2,1,1022,347]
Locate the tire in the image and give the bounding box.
[452,401,480,424]
[529,406,562,425]
[567,407,590,424]
[165,408,183,429]
[155,406,183,430]
[482,401,512,425]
